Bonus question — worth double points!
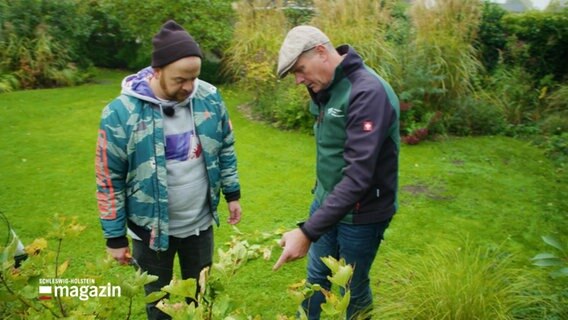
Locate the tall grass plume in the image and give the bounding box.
[378,240,552,319]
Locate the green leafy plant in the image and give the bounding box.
[547,82,568,109]
[0,0,94,89]
[145,229,356,319]
[0,214,157,319]
[1,218,275,319]
[143,227,276,319]
[445,94,507,136]
[481,65,541,128]
[410,0,483,104]
[501,9,568,81]
[529,235,568,319]
[311,0,397,81]
[224,0,316,130]
[0,73,20,93]
[532,235,568,279]
[134,230,356,319]
[281,256,354,320]
[98,0,236,72]
[476,1,508,73]
[282,0,314,26]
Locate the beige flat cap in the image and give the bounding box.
[277,25,330,78]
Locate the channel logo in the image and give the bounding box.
[38,286,53,300]
[37,281,121,301]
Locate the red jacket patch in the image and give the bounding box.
[363,121,373,132]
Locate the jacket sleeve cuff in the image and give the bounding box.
[224,190,241,202]
[106,236,129,249]
[298,222,318,242]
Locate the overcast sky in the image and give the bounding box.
[493,0,551,9]
[528,0,551,9]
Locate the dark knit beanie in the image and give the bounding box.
[151,20,202,68]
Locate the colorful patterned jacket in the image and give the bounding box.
[96,68,240,251]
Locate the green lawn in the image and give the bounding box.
[0,69,566,318]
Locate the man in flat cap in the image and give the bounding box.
[273,25,400,319]
[96,20,242,319]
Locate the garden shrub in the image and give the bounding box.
[1,213,354,319]
[446,95,507,136]
[223,0,286,81]
[537,83,568,163]
[282,0,314,25]
[483,65,541,126]
[392,0,484,143]
[256,82,313,131]
[476,1,508,73]
[0,0,94,89]
[409,0,483,105]
[200,60,230,85]
[311,0,398,83]
[0,0,236,88]
[225,0,401,131]
[546,82,568,114]
[395,41,449,113]
[82,0,140,69]
[0,73,20,93]
[222,0,289,122]
[535,105,568,165]
[542,132,568,165]
[501,9,568,81]
[224,0,567,144]
[0,0,94,67]
[539,111,568,137]
[97,0,236,72]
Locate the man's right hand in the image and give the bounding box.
[273,228,311,271]
[106,246,131,265]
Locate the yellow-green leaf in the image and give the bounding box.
[145,290,167,303]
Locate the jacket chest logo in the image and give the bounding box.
[326,108,344,118]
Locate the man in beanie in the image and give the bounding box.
[96,20,242,319]
[273,26,400,319]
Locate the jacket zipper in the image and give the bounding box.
[151,107,161,249]
[316,105,324,179]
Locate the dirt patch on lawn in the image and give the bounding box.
[401,183,453,201]
[237,103,265,122]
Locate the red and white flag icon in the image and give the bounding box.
[39,286,52,300]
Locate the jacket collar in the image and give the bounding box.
[310,45,363,105]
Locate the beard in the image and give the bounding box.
[159,74,190,102]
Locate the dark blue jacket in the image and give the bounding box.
[301,46,400,241]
